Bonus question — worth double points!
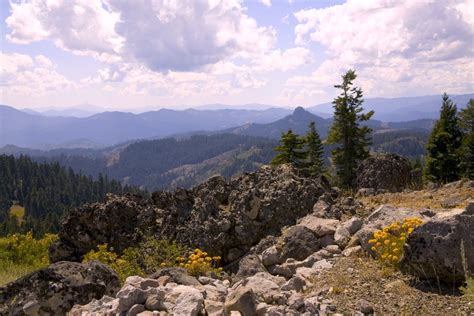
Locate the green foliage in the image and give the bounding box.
[327,70,373,189]
[302,122,325,176]
[0,154,140,237]
[459,132,474,180]
[0,233,57,285]
[271,129,306,167]
[424,93,463,183]
[459,99,474,133]
[83,237,189,283]
[127,237,189,274]
[83,244,144,283]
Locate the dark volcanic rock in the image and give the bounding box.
[356,153,418,192]
[401,204,474,284]
[0,261,120,315]
[50,165,330,263]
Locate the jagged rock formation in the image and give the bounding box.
[0,261,120,315]
[50,165,333,263]
[356,153,419,193]
[401,203,474,283]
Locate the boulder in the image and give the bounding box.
[172,288,204,316]
[356,153,416,192]
[278,225,320,262]
[0,261,120,315]
[297,215,340,237]
[150,267,201,286]
[401,205,474,283]
[235,254,267,280]
[334,226,351,249]
[225,287,257,316]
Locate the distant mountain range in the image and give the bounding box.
[309,93,473,122]
[3,93,470,147]
[0,105,292,148]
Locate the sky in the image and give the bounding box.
[0,0,473,111]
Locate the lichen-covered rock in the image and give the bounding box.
[278,225,320,262]
[50,164,330,264]
[401,204,474,283]
[356,153,418,192]
[0,261,120,315]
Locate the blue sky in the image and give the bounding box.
[1,0,473,111]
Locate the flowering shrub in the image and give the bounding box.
[175,248,222,277]
[82,244,144,283]
[368,217,423,266]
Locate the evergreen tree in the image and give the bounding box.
[271,129,306,167]
[459,99,474,133]
[303,122,325,176]
[424,93,463,183]
[459,99,474,179]
[327,70,373,189]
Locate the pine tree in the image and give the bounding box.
[327,70,373,189]
[271,129,306,167]
[303,122,325,176]
[424,93,463,183]
[459,99,474,179]
[459,99,474,133]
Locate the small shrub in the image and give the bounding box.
[368,217,423,266]
[83,244,144,283]
[132,237,189,273]
[461,277,474,303]
[176,248,222,277]
[0,232,58,285]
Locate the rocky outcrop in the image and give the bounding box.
[0,261,120,315]
[50,165,332,264]
[401,203,474,283]
[356,153,418,193]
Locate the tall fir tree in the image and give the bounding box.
[459,99,474,179]
[327,70,373,189]
[271,129,306,168]
[303,122,325,176]
[424,93,463,183]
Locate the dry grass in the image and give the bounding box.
[307,254,472,315]
[359,184,473,212]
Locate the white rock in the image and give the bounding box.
[261,246,281,266]
[297,216,340,237]
[172,288,204,316]
[334,226,351,248]
[342,217,363,235]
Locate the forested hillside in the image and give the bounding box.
[0,155,140,236]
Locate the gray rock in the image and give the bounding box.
[297,216,339,237]
[116,284,148,312]
[281,276,306,292]
[204,299,225,316]
[151,267,201,286]
[401,205,474,283]
[343,217,363,235]
[0,261,120,315]
[261,246,281,267]
[129,304,146,316]
[356,153,416,192]
[145,290,167,311]
[279,226,320,261]
[235,255,267,280]
[172,288,204,316]
[225,287,257,316]
[357,299,374,314]
[334,226,351,249]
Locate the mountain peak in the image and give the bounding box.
[292,106,313,119]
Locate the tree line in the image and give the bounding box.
[0,155,143,237]
[272,69,474,189]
